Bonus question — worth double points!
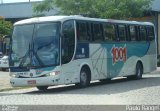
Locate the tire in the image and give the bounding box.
[127,62,143,80]
[134,62,143,80]
[37,86,48,91]
[76,67,91,88]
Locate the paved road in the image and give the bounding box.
[0,73,160,105]
[0,71,11,90]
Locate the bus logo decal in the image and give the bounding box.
[111,45,127,65]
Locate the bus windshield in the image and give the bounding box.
[10,22,60,68]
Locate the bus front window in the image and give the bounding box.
[10,23,60,67]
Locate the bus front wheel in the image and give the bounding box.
[37,86,48,91]
[76,66,91,88]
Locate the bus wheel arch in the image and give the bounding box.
[76,64,91,88]
[135,60,143,79]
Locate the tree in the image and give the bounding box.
[33,0,153,19]
[0,17,12,39]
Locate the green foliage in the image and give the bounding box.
[33,0,54,13]
[33,0,153,19]
[0,18,12,38]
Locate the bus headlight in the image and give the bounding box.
[45,71,60,76]
[10,72,19,78]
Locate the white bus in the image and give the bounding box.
[9,15,157,91]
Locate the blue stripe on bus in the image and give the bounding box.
[10,67,30,72]
[102,42,150,59]
[75,42,150,60]
[10,66,56,72]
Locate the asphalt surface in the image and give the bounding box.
[0,71,11,90]
[0,72,160,106]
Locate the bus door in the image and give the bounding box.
[61,20,77,84]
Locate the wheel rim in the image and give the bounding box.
[80,71,87,85]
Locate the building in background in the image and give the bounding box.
[151,0,160,55]
[0,1,57,23]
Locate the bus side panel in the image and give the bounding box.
[62,42,93,84]
[72,41,156,82]
[75,43,107,81]
[104,42,151,78]
[89,43,107,80]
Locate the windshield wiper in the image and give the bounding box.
[19,43,31,67]
[19,43,45,67]
[32,41,45,67]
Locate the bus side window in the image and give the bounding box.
[93,23,103,41]
[103,23,116,41]
[139,26,147,41]
[147,26,155,41]
[76,21,89,41]
[86,22,91,41]
[118,25,126,41]
[129,25,136,41]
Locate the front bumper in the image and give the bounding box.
[10,76,62,87]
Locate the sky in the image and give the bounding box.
[1,0,42,3]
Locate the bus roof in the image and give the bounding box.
[14,15,154,26]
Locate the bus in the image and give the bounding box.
[9,15,157,91]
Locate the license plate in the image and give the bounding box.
[27,80,36,85]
